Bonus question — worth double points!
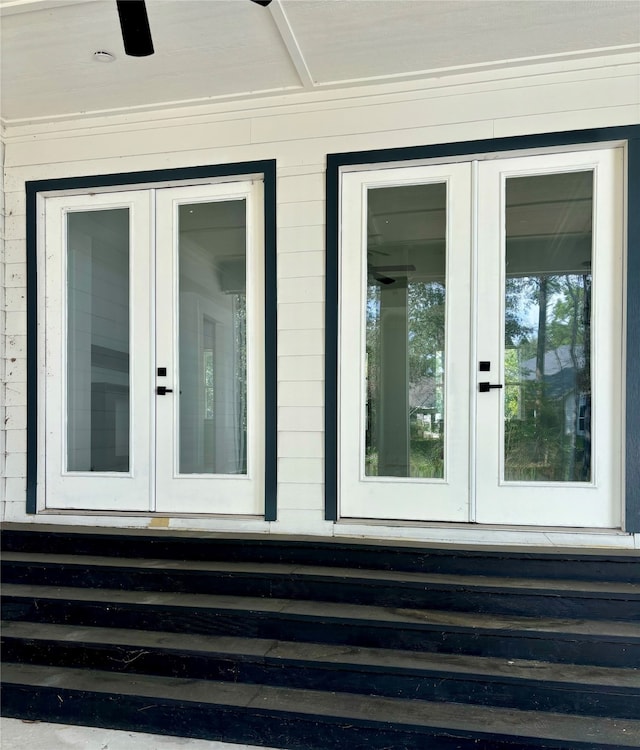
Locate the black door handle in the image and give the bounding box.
[156,386,174,395]
[479,382,503,393]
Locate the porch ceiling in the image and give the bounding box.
[1,0,639,126]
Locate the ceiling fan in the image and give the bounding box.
[116,0,272,58]
[368,264,416,286]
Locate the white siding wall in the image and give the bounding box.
[2,53,639,546]
[1,136,6,522]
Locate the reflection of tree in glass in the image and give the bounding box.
[365,280,446,478]
[365,284,381,476]
[504,273,591,482]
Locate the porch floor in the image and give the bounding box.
[1,718,278,749]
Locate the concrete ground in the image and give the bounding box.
[1,719,279,749]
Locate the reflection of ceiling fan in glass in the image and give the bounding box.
[368,264,415,286]
[116,0,272,57]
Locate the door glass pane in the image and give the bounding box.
[178,200,247,475]
[504,171,593,482]
[365,183,446,478]
[67,209,130,472]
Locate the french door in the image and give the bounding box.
[43,181,264,515]
[339,147,624,528]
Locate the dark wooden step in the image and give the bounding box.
[3,663,639,750]
[3,552,639,620]
[3,620,639,719]
[3,584,639,668]
[3,524,638,582]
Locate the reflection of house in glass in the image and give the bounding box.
[409,374,443,437]
[507,344,591,482]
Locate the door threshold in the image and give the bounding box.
[39,510,265,521]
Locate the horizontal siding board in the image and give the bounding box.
[278,277,325,304]
[277,483,324,510]
[277,164,326,178]
[278,381,324,407]
[5,119,497,177]
[4,191,26,217]
[4,382,27,407]
[278,303,324,330]
[279,329,324,356]
[4,406,27,431]
[4,357,27,383]
[278,356,324,381]
[251,75,639,144]
[4,288,27,312]
[278,432,324,458]
[5,335,27,359]
[5,312,27,336]
[4,478,27,501]
[278,173,324,203]
[5,429,27,453]
[4,263,26,287]
[270,122,491,165]
[4,452,27,477]
[278,406,324,432]
[278,201,325,228]
[277,252,325,279]
[278,225,324,252]
[4,240,26,264]
[278,458,324,484]
[4,120,253,168]
[3,145,272,188]
[493,103,640,138]
[4,221,26,242]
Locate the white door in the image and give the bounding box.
[44,191,153,511]
[474,149,623,527]
[43,181,264,515]
[339,147,624,528]
[339,163,473,522]
[154,182,264,514]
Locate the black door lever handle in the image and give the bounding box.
[156,386,174,395]
[479,382,503,393]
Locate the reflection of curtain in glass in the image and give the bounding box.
[67,209,130,473]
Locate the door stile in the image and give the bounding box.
[149,188,158,512]
[468,159,480,523]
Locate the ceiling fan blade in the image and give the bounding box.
[116,0,154,57]
[373,273,396,286]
